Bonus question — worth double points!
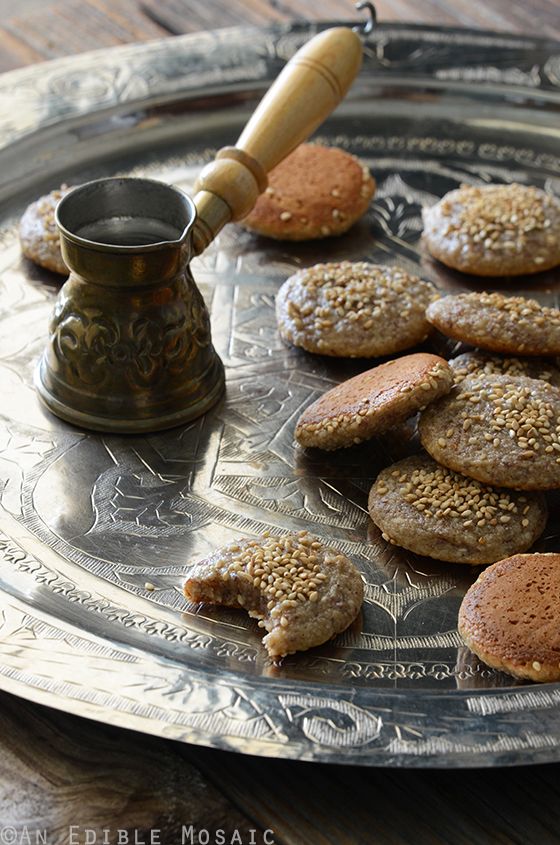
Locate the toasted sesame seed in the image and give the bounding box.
[439,185,558,264]
[204,532,340,625]
[380,460,533,531]
[282,262,438,350]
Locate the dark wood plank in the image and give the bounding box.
[1,0,560,72]
[0,26,43,72]
[1,0,169,66]
[0,691,266,843]
[184,746,560,845]
[141,0,560,38]
[4,688,560,844]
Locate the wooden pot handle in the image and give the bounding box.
[192,26,363,255]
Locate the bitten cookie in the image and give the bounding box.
[183,531,363,660]
[276,261,438,358]
[241,143,375,240]
[368,454,547,565]
[426,291,560,356]
[459,553,560,682]
[19,185,72,274]
[422,183,560,275]
[450,351,560,387]
[419,374,560,490]
[295,352,453,451]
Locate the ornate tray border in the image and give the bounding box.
[1,21,560,766]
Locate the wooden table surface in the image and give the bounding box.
[3,1,560,842]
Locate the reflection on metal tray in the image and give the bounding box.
[1,21,560,766]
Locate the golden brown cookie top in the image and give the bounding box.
[449,351,560,387]
[183,531,363,660]
[422,183,560,276]
[241,143,375,241]
[276,261,438,358]
[419,373,560,489]
[426,291,560,356]
[368,454,547,565]
[295,352,453,450]
[19,184,72,275]
[459,553,560,681]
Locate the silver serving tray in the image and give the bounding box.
[1,20,560,767]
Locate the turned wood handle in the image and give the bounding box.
[192,26,363,255]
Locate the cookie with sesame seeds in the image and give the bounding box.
[459,553,560,682]
[240,144,375,240]
[422,183,560,275]
[419,374,560,490]
[183,531,363,660]
[276,261,438,357]
[426,291,560,356]
[295,352,453,451]
[450,351,560,387]
[19,185,73,274]
[368,454,546,565]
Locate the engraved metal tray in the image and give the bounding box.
[1,20,560,767]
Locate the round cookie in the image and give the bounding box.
[419,374,560,490]
[459,553,560,682]
[450,351,560,387]
[295,352,453,451]
[241,143,375,240]
[276,261,438,358]
[183,531,363,660]
[19,185,72,274]
[422,183,560,276]
[426,291,560,356]
[368,455,546,565]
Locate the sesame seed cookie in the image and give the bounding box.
[459,553,560,682]
[368,454,546,565]
[183,531,363,660]
[276,261,438,358]
[419,374,560,490]
[295,352,453,451]
[241,144,375,241]
[450,351,560,387]
[426,291,560,356]
[19,185,72,274]
[423,183,560,276]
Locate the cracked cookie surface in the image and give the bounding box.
[276,261,438,357]
[426,291,560,356]
[423,183,560,276]
[368,454,547,565]
[183,531,363,660]
[419,374,560,489]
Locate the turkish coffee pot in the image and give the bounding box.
[35,27,363,432]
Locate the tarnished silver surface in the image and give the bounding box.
[1,21,560,766]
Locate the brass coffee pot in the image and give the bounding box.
[35,27,363,432]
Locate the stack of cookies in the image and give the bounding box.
[290,288,560,569]
[277,181,560,678]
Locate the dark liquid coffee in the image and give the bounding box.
[76,216,183,246]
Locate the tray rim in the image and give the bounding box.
[2,20,560,767]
